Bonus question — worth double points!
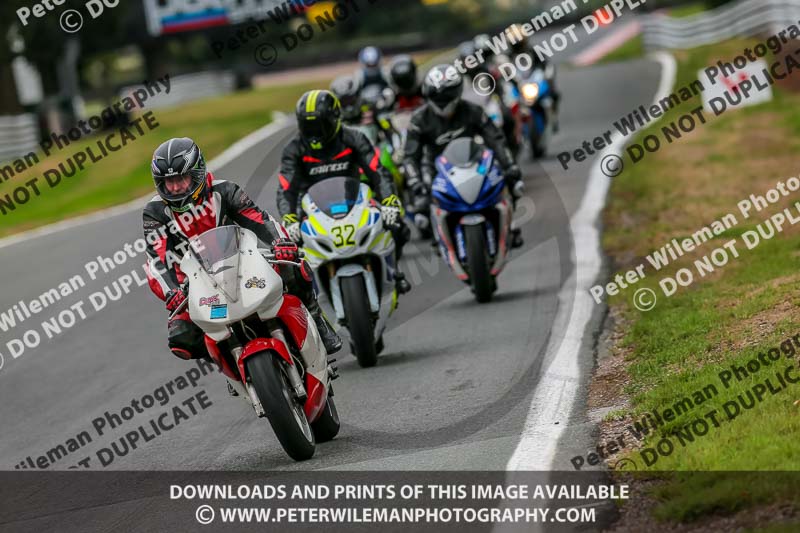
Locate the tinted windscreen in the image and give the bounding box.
[441,137,482,167]
[307,176,361,218]
[190,226,241,301]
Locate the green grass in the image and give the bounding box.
[0,49,445,237]
[746,522,800,533]
[599,35,644,64]
[602,38,800,523]
[669,2,709,18]
[597,2,711,64]
[0,81,323,237]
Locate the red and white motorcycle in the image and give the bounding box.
[172,225,339,461]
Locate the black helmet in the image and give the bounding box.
[295,90,342,150]
[422,64,463,117]
[388,54,418,93]
[151,137,208,213]
[358,46,382,69]
[506,24,528,55]
[329,75,363,123]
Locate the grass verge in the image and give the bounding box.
[0,49,443,238]
[669,2,709,18]
[597,38,800,527]
[0,80,324,237]
[598,2,711,64]
[599,34,644,64]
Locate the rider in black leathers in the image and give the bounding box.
[276,89,411,293]
[403,65,525,247]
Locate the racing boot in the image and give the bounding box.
[395,271,411,294]
[511,227,524,248]
[306,299,342,354]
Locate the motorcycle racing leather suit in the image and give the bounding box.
[276,125,411,288]
[143,174,336,359]
[403,99,517,190]
[403,99,524,247]
[276,126,396,220]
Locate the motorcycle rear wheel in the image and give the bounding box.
[341,275,378,367]
[465,224,494,303]
[246,354,315,461]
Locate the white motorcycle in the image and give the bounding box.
[298,176,399,368]
[172,225,339,461]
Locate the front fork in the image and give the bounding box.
[327,263,381,323]
[431,200,513,279]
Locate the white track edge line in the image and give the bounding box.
[506,51,677,470]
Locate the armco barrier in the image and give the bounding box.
[119,71,235,111]
[643,0,800,50]
[0,114,39,163]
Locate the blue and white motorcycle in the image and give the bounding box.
[430,138,513,303]
[518,65,555,159]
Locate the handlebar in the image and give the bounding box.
[168,298,188,321]
[258,248,305,264]
[168,248,305,321]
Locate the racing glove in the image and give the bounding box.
[165,289,186,313]
[282,214,302,243]
[272,239,300,262]
[380,194,403,227]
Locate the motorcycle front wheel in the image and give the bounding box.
[341,275,378,368]
[529,109,547,159]
[247,354,315,461]
[464,224,494,303]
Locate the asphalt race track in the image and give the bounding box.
[0,37,663,479]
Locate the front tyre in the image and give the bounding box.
[311,393,340,442]
[341,275,377,367]
[464,224,494,303]
[529,108,547,159]
[246,354,315,461]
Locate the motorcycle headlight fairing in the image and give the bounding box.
[522,83,540,105]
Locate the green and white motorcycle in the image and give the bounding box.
[299,176,400,368]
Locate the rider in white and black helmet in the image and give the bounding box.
[144,137,343,359]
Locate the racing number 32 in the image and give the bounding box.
[332,224,356,247]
